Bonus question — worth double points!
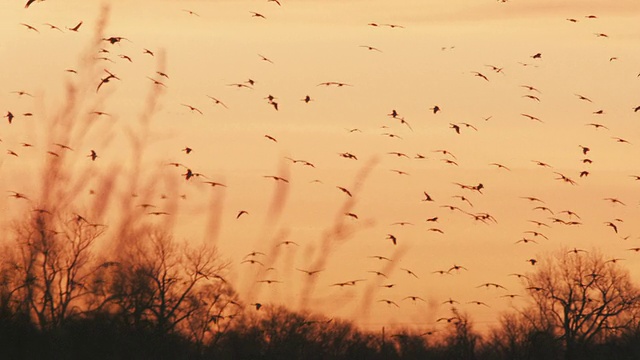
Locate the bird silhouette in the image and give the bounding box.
[369,255,391,261]
[181,104,203,114]
[575,94,592,102]
[386,234,397,245]
[442,298,459,305]
[96,70,119,92]
[182,9,200,16]
[277,241,299,247]
[521,85,541,93]
[264,175,288,183]
[604,222,618,233]
[318,81,352,87]
[437,316,459,323]
[472,71,489,81]
[567,248,587,254]
[400,268,419,278]
[257,279,282,285]
[8,191,29,200]
[368,271,387,278]
[297,268,323,276]
[468,301,490,307]
[5,111,14,124]
[524,231,548,240]
[515,238,537,245]
[242,259,264,266]
[207,96,228,108]
[378,299,400,307]
[360,45,382,52]
[448,264,467,272]
[520,113,542,122]
[67,21,83,32]
[21,23,39,33]
[203,181,226,187]
[403,296,425,302]
[147,77,166,87]
[25,0,41,8]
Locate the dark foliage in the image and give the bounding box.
[2,217,640,359]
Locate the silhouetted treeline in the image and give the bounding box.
[2,212,640,359]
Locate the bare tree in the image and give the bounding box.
[183,280,240,350]
[7,212,107,330]
[521,249,640,360]
[440,307,480,360]
[482,311,561,360]
[109,228,231,337]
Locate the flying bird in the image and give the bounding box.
[8,191,29,200]
[336,186,352,197]
[378,299,399,307]
[297,268,323,276]
[318,81,352,87]
[422,192,434,202]
[386,234,397,245]
[524,231,548,240]
[520,113,542,122]
[25,0,41,8]
[521,85,541,93]
[20,23,39,32]
[5,111,14,124]
[182,9,200,16]
[586,123,608,130]
[489,163,510,171]
[604,222,618,233]
[360,45,382,52]
[472,71,489,81]
[468,301,490,307]
[206,95,228,108]
[181,104,203,114]
[264,175,288,183]
[96,70,119,92]
[575,94,592,102]
[241,259,264,266]
[403,296,425,302]
[203,181,226,188]
[400,268,419,278]
[579,145,590,155]
[67,21,83,32]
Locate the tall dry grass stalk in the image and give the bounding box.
[4,4,398,332]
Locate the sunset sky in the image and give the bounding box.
[1,0,640,332]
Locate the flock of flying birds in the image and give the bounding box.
[3,0,640,331]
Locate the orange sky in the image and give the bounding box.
[1,0,640,332]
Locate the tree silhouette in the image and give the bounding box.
[483,311,561,360]
[6,212,107,330]
[108,228,232,338]
[520,249,640,360]
[440,307,480,360]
